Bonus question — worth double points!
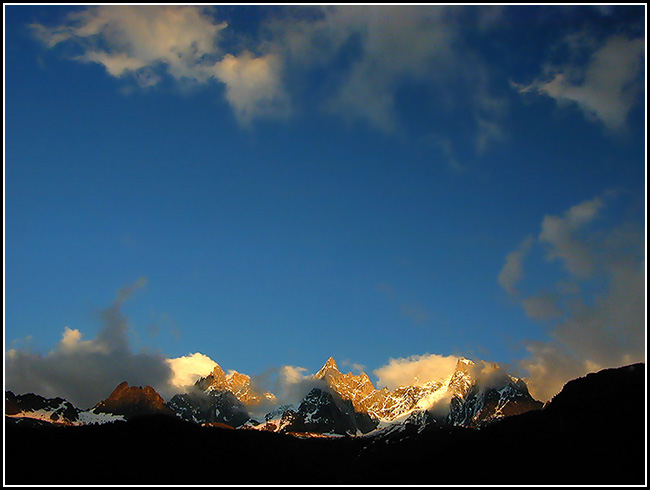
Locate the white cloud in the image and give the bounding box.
[518,35,644,130]
[30,6,288,124]
[279,365,310,386]
[58,326,109,354]
[32,6,226,82]
[340,360,367,373]
[373,353,459,390]
[166,352,218,393]
[77,51,147,78]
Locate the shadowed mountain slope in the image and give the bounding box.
[5,363,644,485]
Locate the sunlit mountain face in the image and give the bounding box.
[5,362,645,485]
[6,355,543,433]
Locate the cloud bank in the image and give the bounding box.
[499,192,645,400]
[5,278,174,409]
[373,353,459,390]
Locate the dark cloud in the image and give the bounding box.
[5,278,173,409]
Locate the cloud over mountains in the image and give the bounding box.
[499,191,645,400]
[6,278,173,409]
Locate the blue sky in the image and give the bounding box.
[4,5,646,405]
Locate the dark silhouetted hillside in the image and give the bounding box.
[5,363,645,485]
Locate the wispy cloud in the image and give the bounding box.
[30,5,508,147]
[516,34,644,131]
[498,235,534,296]
[538,195,606,277]
[264,5,508,145]
[499,192,645,400]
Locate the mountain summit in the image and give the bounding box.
[194,363,275,406]
[307,356,542,427]
[314,357,340,379]
[6,356,544,435]
[93,382,174,419]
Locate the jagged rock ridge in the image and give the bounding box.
[254,356,542,435]
[194,364,275,406]
[5,356,543,434]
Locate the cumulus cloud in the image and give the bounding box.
[518,34,644,130]
[166,352,218,395]
[30,5,288,123]
[5,278,174,409]
[373,353,459,390]
[500,192,645,401]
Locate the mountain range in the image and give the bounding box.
[5,361,644,484]
[5,356,543,435]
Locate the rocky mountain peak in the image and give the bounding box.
[455,357,475,371]
[226,372,250,393]
[112,381,131,395]
[448,357,476,398]
[93,381,172,419]
[212,364,229,386]
[194,363,228,391]
[193,365,274,407]
[315,357,340,379]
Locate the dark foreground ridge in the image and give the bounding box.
[5,363,645,485]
